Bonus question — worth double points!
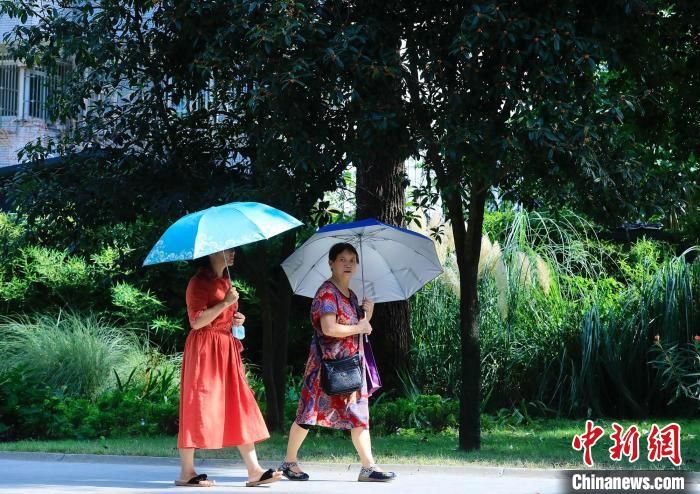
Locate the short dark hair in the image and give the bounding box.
[329,242,359,263]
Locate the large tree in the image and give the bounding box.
[0,0,354,431]
[404,0,698,450]
[4,0,696,445]
[347,1,414,392]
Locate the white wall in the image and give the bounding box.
[1,14,63,168]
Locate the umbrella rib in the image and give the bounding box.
[364,241,421,299]
[285,225,442,301]
[293,247,338,293]
[316,225,438,268]
[145,202,302,266]
[235,209,269,241]
[364,236,443,298]
[289,230,371,294]
[350,225,440,267]
[363,234,443,270]
[194,206,267,257]
[299,231,359,249]
[191,212,208,258]
[362,241,406,299]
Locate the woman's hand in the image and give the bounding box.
[356,315,372,336]
[233,311,245,326]
[361,298,374,320]
[224,287,239,306]
[342,390,359,406]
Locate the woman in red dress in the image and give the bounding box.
[176,248,282,487]
[278,243,397,483]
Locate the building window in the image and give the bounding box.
[27,71,48,120]
[24,64,69,122]
[170,89,212,115]
[0,65,19,117]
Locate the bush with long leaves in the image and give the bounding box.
[410,209,700,417]
[0,311,145,399]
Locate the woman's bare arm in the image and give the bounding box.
[191,287,238,329]
[319,313,372,338]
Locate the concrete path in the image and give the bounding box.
[0,452,696,494]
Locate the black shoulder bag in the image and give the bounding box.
[314,293,363,396]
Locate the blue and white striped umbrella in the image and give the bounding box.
[281,218,442,303]
[143,202,303,266]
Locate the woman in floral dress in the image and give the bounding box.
[278,242,397,483]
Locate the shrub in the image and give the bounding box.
[0,213,24,258]
[409,262,461,397]
[410,208,700,418]
[0,363,180,440]
[0,369,69,440]
[370,395,459,434]
[111,282,166,327]
[80,363,180,437]
[650,336,700,405]
[0,342,181,440]
[0,312,143,398]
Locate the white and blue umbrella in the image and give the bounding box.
[143,202,303,266]
[281,218,443,303]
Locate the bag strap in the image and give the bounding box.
[349,291,366,357]
[314,284,364,360]
[344,287,365,355]
[313,330,324,359]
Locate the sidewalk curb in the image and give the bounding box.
[0,451,697,483]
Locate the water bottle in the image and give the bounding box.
[232,325,245,340]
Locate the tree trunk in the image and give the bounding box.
[351,0,411,394]
[445,184,487,451]
[355,157,410,393]
[252,242,282,431]
[270,233,296,430]
[252,234,295,434]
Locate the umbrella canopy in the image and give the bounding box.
[143,202,303,266]
[281,218,443,303]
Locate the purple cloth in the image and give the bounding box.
[363,337,382,397]
[353,300,381,397]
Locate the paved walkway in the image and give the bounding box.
[0,452,697,494]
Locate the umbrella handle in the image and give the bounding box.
[224,253,235,296]
[359,237,367,344]
[359,235,365,301]
[355,277,368,345]
[223,252,233,281]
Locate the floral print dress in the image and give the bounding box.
[295,280,369,429]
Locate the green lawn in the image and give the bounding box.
[1,418,697,470]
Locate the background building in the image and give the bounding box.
[0,14,67,169]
